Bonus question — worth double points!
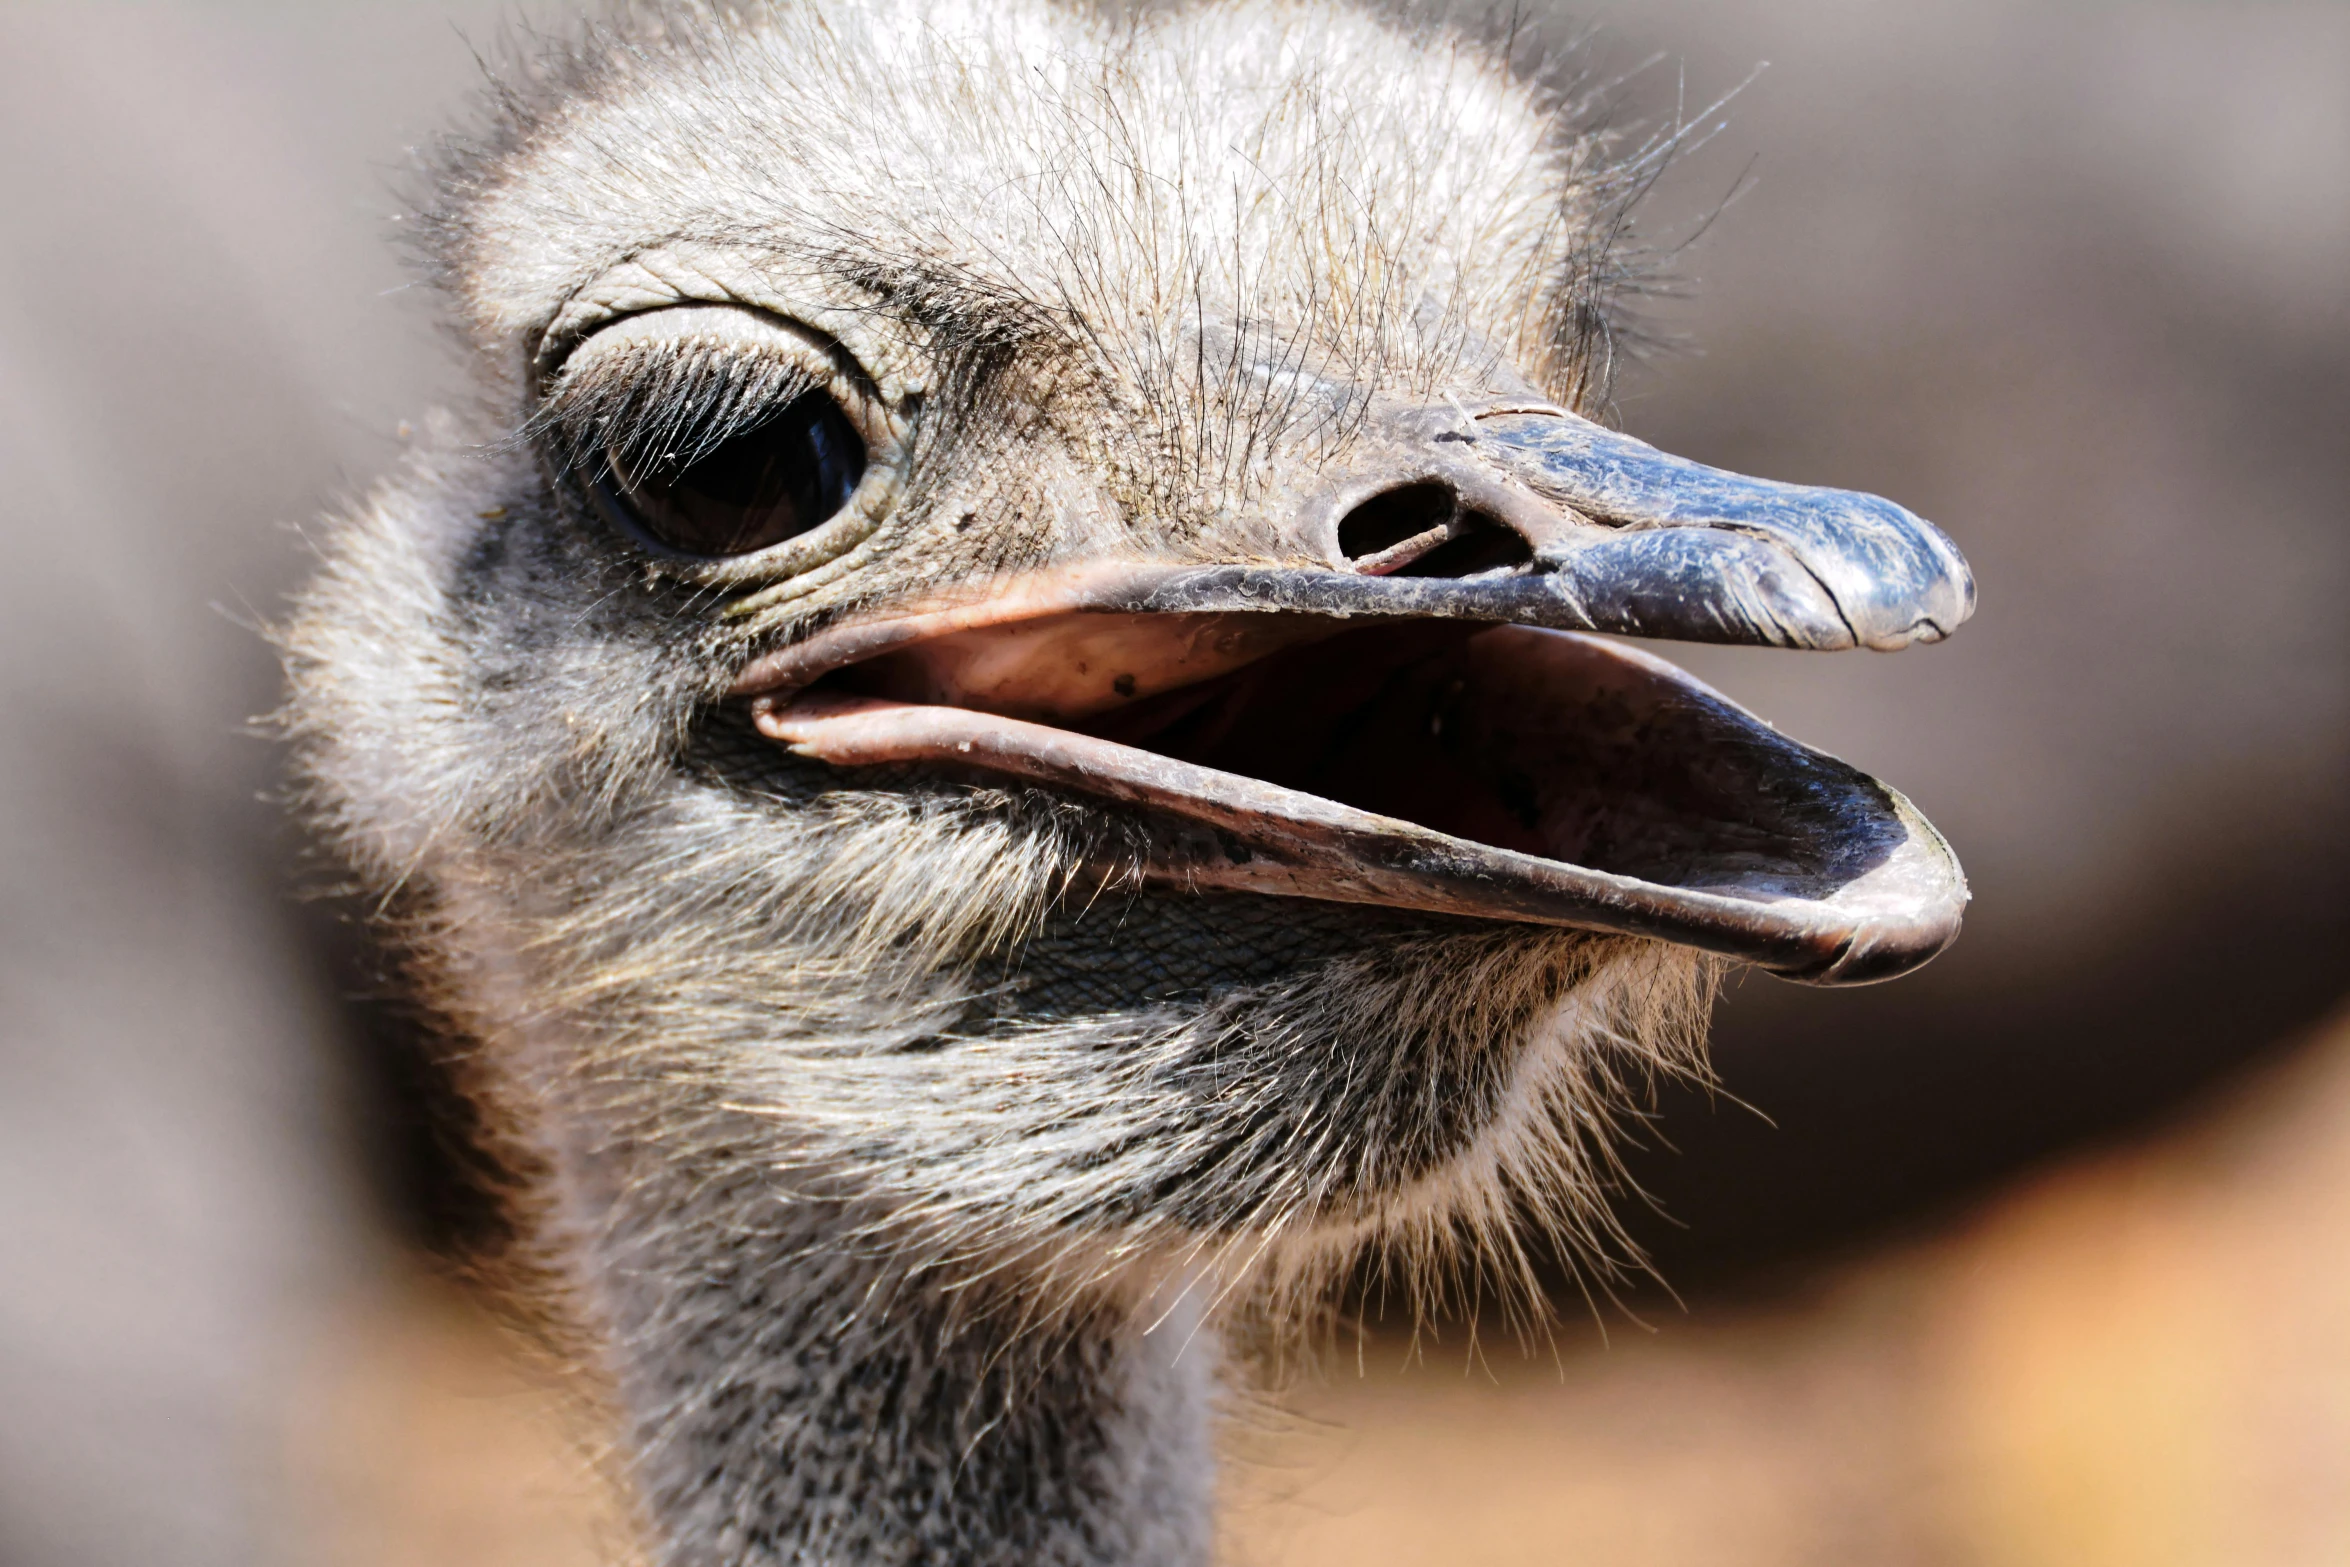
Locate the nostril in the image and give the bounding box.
[1338,481,1457,564]
[1339,483,1536,578]
[1392,512,1533,578]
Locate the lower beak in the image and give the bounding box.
[732,403,1975,985]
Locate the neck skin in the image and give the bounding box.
[546,1139,1220,1566]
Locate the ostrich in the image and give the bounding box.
[282,0,1972,1561]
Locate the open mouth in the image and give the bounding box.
[730,400,1973,985]
[742,592,1967,985]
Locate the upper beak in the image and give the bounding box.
[732,398,1976,986]
[1425,402,1973,650]
[1094,398,1975,652]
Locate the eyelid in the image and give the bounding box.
[537,305,885,473]
[533,302,909,586]
[532,305,915,543]
[548,302,844,377]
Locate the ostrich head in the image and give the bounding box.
[284,1,1971,1560]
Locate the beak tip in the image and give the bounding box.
[1835,509,1977,651]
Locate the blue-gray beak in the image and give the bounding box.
[1469,409,1975,650]
[1086,399,1977,656]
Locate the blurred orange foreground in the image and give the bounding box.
[290,1004,2350,1567]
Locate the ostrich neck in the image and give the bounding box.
[550,1137,1220,1566]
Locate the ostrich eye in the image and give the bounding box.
[601,389,867,558]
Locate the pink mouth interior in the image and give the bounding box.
[819,617,1885,897]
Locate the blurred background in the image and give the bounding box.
[0,2,2342,1564]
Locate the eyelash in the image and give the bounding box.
[531,335,827,486]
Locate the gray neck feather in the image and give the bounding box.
[553,1122,1218,1566]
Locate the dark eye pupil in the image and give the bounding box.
[603,390,866,557]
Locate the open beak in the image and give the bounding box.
[732,399,1975,985]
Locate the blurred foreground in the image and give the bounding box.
[289,1002,2350,1567]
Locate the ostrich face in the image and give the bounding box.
[288,0,1969,1306]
